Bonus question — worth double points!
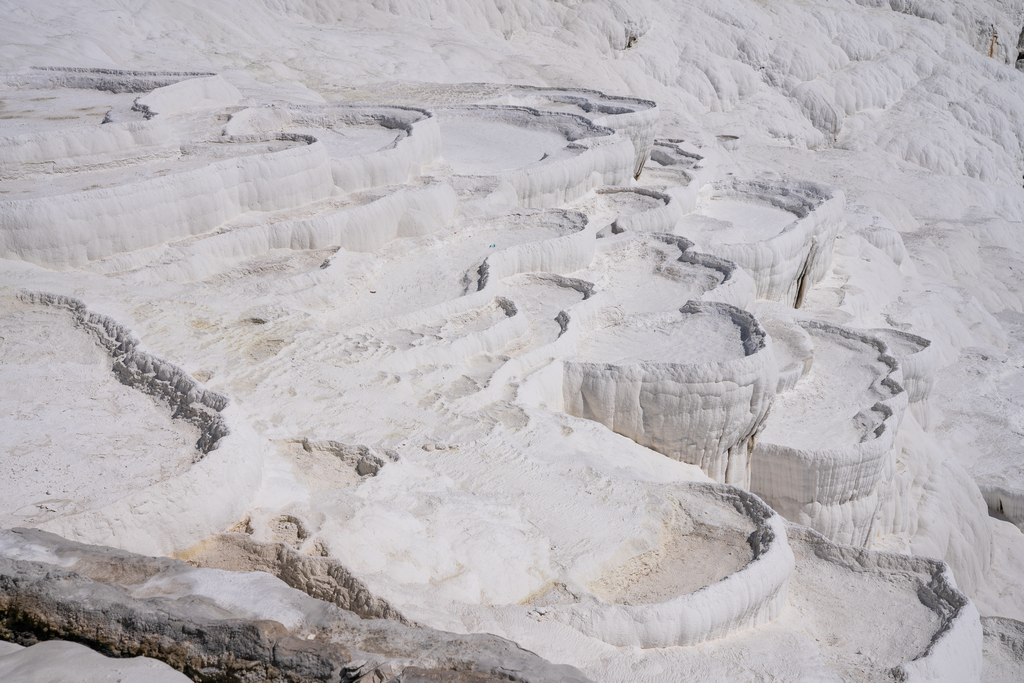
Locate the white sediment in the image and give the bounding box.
[784,525,983,683]
[9,292,267,557]
[869,327,940,404]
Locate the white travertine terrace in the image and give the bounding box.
[488,86,659,179]
[2,0,1023,673]
[7,292,265,557]
[436,105,635,208]
[576,232,756,313]
[751,322,908,547]
[549,484,794,648]
[0,294,201,529]
[0,135,335,268]
[978,484,1024,531]
[381,83,659,180]
[784,525,983,683]
[756,310,814,394]
[564,301,777,486]
[224,103,442,193]
[0,66,216,94]
[378,297,528,372]
[18,292,230,453]
[597,187,681,235]
[133,74,242,118]
[118,183,458,284]
[322,289,527,372]
[869,327,939,404]
[643,139,717,213]
[0,77,450,271]
[488,238,755,412]
[475,209,595,289]
[678,179,845,307]
[0,119,174,175]
[0,99,462,275]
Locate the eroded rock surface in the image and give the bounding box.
[0,528,591,683]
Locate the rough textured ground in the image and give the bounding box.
[1,0,1024,681]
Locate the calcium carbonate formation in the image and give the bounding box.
[2,0,1023,678]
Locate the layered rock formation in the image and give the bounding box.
[1,1,1024,678]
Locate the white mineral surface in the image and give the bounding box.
[1,0,1024,681]
[0,641,192,683]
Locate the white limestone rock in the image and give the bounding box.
[0,136,335,268]
[4,292,267,558]
[598,187,681,235]
[751,321,908,547]
[476,209,596,288]
[564,300,777,486]
[979,484,1024,532]
[679,179,845,307]
[225,103,442,193]
[870,327,940,404]
[128,183,458,283]
[381,82,660,180]
[981,617,1024,683]
[133,74,242,118]
[783,524,983,683]
[437,105,635,208]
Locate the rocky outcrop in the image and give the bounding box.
[0,528,592,683]
[183,533,409,624]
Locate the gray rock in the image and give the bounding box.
[0,528,592,683]
[184,533,409,624]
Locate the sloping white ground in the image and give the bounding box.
[981,617,1024,683]
[0,641,192,683]
[0,294,201,528]
[1,0,1024,681]
[434,521,979,682]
